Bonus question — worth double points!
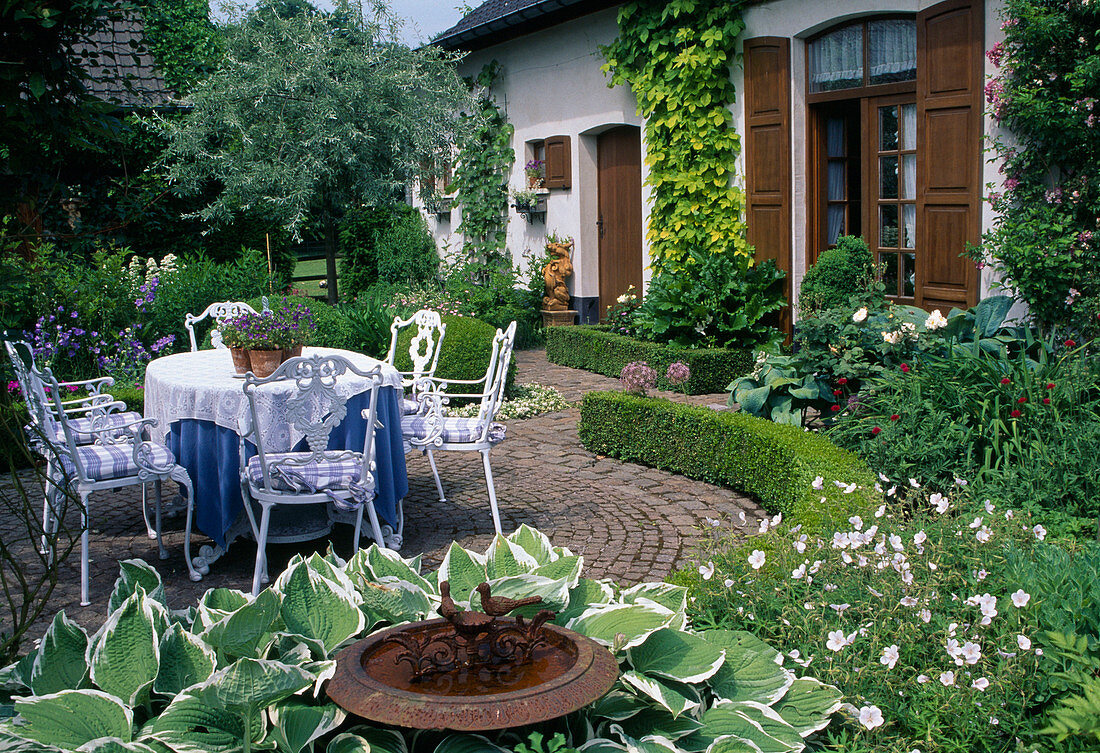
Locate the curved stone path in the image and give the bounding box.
[0,350,762,639]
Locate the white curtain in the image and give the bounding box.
[809,26,863,91]
[869,20,916,82]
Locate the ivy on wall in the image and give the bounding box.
[600,0,749,275]
[453,61,515,264]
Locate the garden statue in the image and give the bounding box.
[541,238,576,325]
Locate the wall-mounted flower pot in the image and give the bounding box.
[513,198,547,224]
[424,197,453,221]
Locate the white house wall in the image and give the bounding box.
[424,7,645,313]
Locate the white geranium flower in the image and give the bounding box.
[875,504,886,518]
[984,500,996,514]
[849,516,863,530]
[792,564,807,579]
[976,526,992,543]
[880,645,900,669]
[930,493,949,514]
[961,641,982,665]
[969,517,983,529]
[1011,590,1031,608]
[723,578,734,588]
[698,562,715,580]
[910,478,921,489]
[857,705,884,730]
[925,309,948,330]
[939,671,956,687]
[919,609,932,623]
[917,674,930,684]
[914,531,927,546]
[826,630,848,651]
[852,307,869,323]
[972,677,990,691]
[1017,634,1032,650]
[748,550,766,570]
[812,476,824,490]
[1033,525,1047,541]
[900,596,918,607]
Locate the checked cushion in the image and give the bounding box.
[401,415,506,445]
[247,453,364,494]
[59,441,175,482]
[54,411,143,444]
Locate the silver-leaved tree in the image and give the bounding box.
[159,0,475,302]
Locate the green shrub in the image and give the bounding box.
[546,326,752,395]
[441,259,543,349]
[339,204,439,294]
[247,295,356,351]
[578,390,876,529]
[797,235,875,315]
[393,314,516,397]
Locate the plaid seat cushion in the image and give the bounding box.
[401,415,506,445]
[247,453,363,494]
[58,441,175,482]
[53,411,143,444]
[401,397,422,416]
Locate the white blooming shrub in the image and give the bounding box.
[447,382,571,419]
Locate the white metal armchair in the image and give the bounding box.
[30,362,200,606]
[401,321,516,535]
[384,309,447,416]
[184,299,264,352]
[238,353,386,595]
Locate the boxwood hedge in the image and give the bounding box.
[579,390,877,530]
[545,326,752,395]
[393,314,516,398]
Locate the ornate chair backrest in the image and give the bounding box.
[184,300,259,352]
[29,364,89,480]
[3,339,54,443]
[473,321,517,434]
[384,310,447,388]
[241,354,384,494]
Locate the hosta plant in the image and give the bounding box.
[0,527,842,753]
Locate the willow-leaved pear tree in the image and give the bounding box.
[159,0,474,301]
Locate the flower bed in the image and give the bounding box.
[546,326,753,395]
[578,391,876,530]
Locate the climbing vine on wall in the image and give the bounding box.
[453,61,515,265]
[601,0,749,275]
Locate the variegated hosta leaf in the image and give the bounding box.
[616,708,705,742]
[142,691,262,753]
[506,524,556,565]
[293,553,361,596]
[558,579,616,624]
[76,738,159,753]
[108,560,166,615]
[629,629,726,684]
[88,592,162,706]
[606,724,683,753]
[480,575,571,616]
[303,660,337,699]
[14,690,132,749]
[567,601,675,650]
[154,623,217,696]
[433,734,511,753]
[29,612,88,695]
[486,535,540,579]
[202,589,282,659]
[266,699,344,753]
[194,589,250,633]
[587,690,650,723]
[268,634,328,665]
[0,731,63,752]
[326,734,370,753]
[278,564,365,657]
[196,658,314,717]
[620,671,699,718]
[577,740,626,753]
[701,702,805,753]
[702,631,794,706]
[351,546,433,594]
[532,555,583,587]
[340,726,407,753]
[620,584,688,616]
[357,579,432,627]
[771,678,843,738]
[436,543,487,605]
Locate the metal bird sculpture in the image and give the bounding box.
[475,582,543,617]
[438,581,493,638]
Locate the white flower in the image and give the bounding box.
[939,671,956,687]
[843,482,857,494]
[976,593,998,615]
[883,330,902,344]
[826,630,848,651]
[976,526,992,543]
[887,485,898,497]
[1033,525,1047,541]
[705,516,721,528]
[853,307,869,323]
[969,516,983,529]
[875,504,886,518]
[914,531,927,546]
[857,705,884,730]
[848,516,863,530]
[1017,634,1032,650]
[916,674,930,684]
[924,309,948,330]
[984,500,995,514]
[880,645,900,669]
[812,476,824,490]
[919,609,932,623]
[748,550,766,570]
[1011,590,1031,608]
[972,677,990,691]
[930,493,949,514]
[909,478,921,489]
[900,596,918,607]
[758,519,770,534]
[961,641,982,665]
[698,562,715,580]
[976,569,988,581]
[791,564,807,579]
[616,293,630,304]
[723,578,734,588]
[889,534,904,551]
[1005,509,1014,520]
[830,603,851,614]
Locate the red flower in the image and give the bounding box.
[1046,382,1055,390]
[872,426,882,435]
[1000,377,1011,385]
[1010,409,1022,418]
[900,363,910,373]
[1017,396,1027,404]
[890,414,900,421]
[830,404,841,412]
[837,377,848,385]
[1042,397,1051,405]
[1066,339,1077,347]
[833,389,842,396]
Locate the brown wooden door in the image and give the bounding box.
[916,0,983,312]
[743,37,792,333]
[597,126,643,320]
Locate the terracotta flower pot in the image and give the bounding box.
[247,348,283,378]
[286,344,303,360]
[229,347,251,375]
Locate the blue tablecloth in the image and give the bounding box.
[165,386,408,548]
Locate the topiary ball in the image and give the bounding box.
[798,235,875,315]
[394,314,516,399]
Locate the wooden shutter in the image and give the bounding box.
[545,135,571,189]
[916,0,983,312]
[744,37,792,333]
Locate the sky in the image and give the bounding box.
[310,0,467,45]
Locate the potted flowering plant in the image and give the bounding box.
[524,158,544,189]
[273,298,316,357]
[219,311,284,377]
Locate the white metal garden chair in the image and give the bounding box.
[238,353,386,595]
[384,309,447,416]
[401,321,516,535]
[184,298,268,351]
[29,361,201,606]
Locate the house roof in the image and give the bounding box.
[434,0,623,51]
[72,10,175,109]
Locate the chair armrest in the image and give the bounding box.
[56,376,115,394]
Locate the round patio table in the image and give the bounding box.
[144,347,409,571]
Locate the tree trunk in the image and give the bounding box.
[324,216,339,304]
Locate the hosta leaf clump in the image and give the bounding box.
[0,526,839,753]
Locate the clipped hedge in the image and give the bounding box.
[546,326,752,395]
[579,391,877,530]
[394,314,516,397]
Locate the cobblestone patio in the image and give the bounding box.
[1,350,762,640]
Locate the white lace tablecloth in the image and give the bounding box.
[144,347,403,451]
